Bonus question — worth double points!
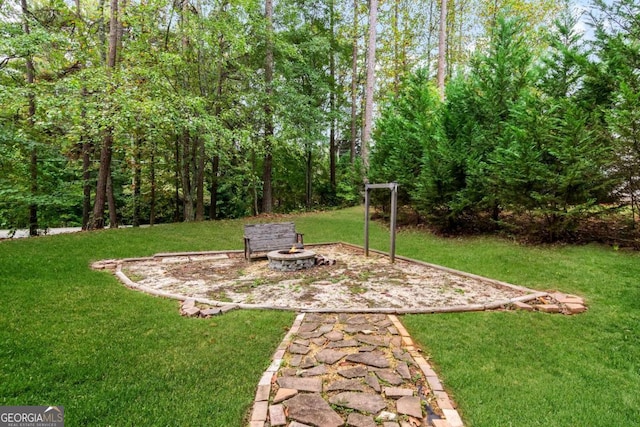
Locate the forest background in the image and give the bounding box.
[1,0,638,244]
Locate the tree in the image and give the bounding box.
[370,70,442,206]
[436,0,447,99]
[20,0,38,236]
[361,0,378,174]
[262,0,274,213]
[589,0,640,227]
[89,0,119,229]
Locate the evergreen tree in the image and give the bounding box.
[369,69,441,206]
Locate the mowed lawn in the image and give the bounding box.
[1,206,639,426]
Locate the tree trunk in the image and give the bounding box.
[393,0,400,95]
[262,0,274,214]
[107,171,118,228]
[81,138,92,230]
[21,0,38,237]
[89,0,118,230]
[329,0,336,189]
[150,141,156,226]
[362,0,378,173]
[195,134,205,221]
[29,144,37,236]
[81,87,92,230]
[306,147,312,208]
[173,135,181,222]
[437,0,447,100]
[210,22,226,221]
[181,132,195,221]
[350,0,358,164]
[209,154,219,220]
[132,137,141,227]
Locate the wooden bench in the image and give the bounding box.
[244,222,304,260]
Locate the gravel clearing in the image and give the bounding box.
[118,243,539,312]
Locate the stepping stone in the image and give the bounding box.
[396,396,422,419]
[293,338,310,346]
[396,361,411,379]
[299,322,319,333]
[325,378,366,392]
[285,393,343,427]
[280,368,297,377]
[327,339,359,348]
[384,387,414,398]
[344,324,375,333]
[346,350,390,368]
[304,313,329,323]
[308,313,337,323]
[182,306,200,317]
[365,372,381,392]
[392,349,415,365]
[345,314,369,324]
[311,337,326,346]
[289,422,313,427]
[289,343,311,354]
[182,298,196,309]
[347,413,376,427]
[390,336,402,347]
[387,326,399,335]
[300,364,328,377]
[329,392,387,414]
[277,377,322,393]
[338,366,368,378]
[273,388,298,403]
[359,345,377,352]
[300,356,317,369]
[268,404,286,426]
[324,330,344,341]
[373,369,403,385]
[316,349,347,365]
[356,334,390,347]
[289,354,302,367]
[318,324,335,334]
[200,308,222,316]
[377,411,397,421]
[298,330,326,339]
[369,314,388,323]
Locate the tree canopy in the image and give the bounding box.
[1,0,638,242]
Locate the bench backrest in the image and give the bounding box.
[244,222,299,253]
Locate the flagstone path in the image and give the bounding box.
[248,312,464,427]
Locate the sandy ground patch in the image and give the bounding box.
[119,243,535,311]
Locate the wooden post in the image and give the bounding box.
[390,183,397,263]
[364,185,370,257]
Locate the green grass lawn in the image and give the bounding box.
[1,206,639,426]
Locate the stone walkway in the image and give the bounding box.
[249,312,463,427]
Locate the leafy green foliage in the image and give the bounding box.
[369,69,442,205]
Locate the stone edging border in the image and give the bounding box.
[248,312,465,427]
[95,241,561,315]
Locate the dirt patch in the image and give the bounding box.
[118,243,537,311]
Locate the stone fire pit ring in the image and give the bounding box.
[267,249,316,271]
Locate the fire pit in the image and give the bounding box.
[267,248,316,271]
